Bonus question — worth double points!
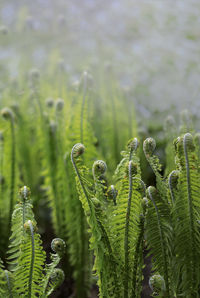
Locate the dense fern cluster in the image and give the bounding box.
[0,67,200,297]
[0,186,65,297]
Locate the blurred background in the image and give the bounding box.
[0,0,200,114]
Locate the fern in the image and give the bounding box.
[143,137,168,200]
[14,219,46,297]
[0,186,65,297]
[72,139,145,297]
[42,238,66,296]
[1,107,17,252]
[146,186,172,297]
[7,186,34,270]
[71,143,120,297]
[111,139,144,297]
[172,133,200,296]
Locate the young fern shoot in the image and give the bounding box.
[1,108,16,247]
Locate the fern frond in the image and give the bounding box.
[143,137,168,200]
[71,143,120,297]
[0,270,14,297]
[1,107,17,252]
[172,133,200,295]
[42,238,65,296]
[110,138,144,297]
[14,220,46,297]
[45,268,65,297]
[7,186,34,271]
[131,198,148,297]
[146,186,172,297]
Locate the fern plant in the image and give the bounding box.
[71,138,146,297]
[0,186,65,297]
[143,133,200,297]
[0,107,17,257]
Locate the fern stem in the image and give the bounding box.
[129,138,138,161]
[28,221,35,298]
[4,270,13,298]
[71,145,90,298]
[183,133,196,291]
[8,120,15,234]
[147,188,170,297]
[71,145,90,207]
[131,215,145,298]
[168,173,175,204]
[124,161,133,298]
[22,186,29,236]
[168,170,179,204]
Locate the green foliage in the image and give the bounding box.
[0,186,65,297]
[1,63,200,298]
[144,132,200,297]
[71,139,145,297]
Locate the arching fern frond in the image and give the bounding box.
[71,143,120,298]
[146,186,172,297]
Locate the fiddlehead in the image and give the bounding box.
[42,238,65,296]
[45,98,54,108]
[51,238,66,256]
[93,160,107,203]
[55,98,64,112]
[168,170,179,204]
[143,137,156,157]
[92,160,107,178]
[149,274,166,297]
[143,137,167,200]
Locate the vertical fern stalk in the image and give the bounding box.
[1,108,16,239]
[27,220,35,298]
[147,187,170,297]
[4,270,13,298]
[124,160,133,298]
[71,143,90,297]
[183,133,196,290]
[131,212,145,297]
